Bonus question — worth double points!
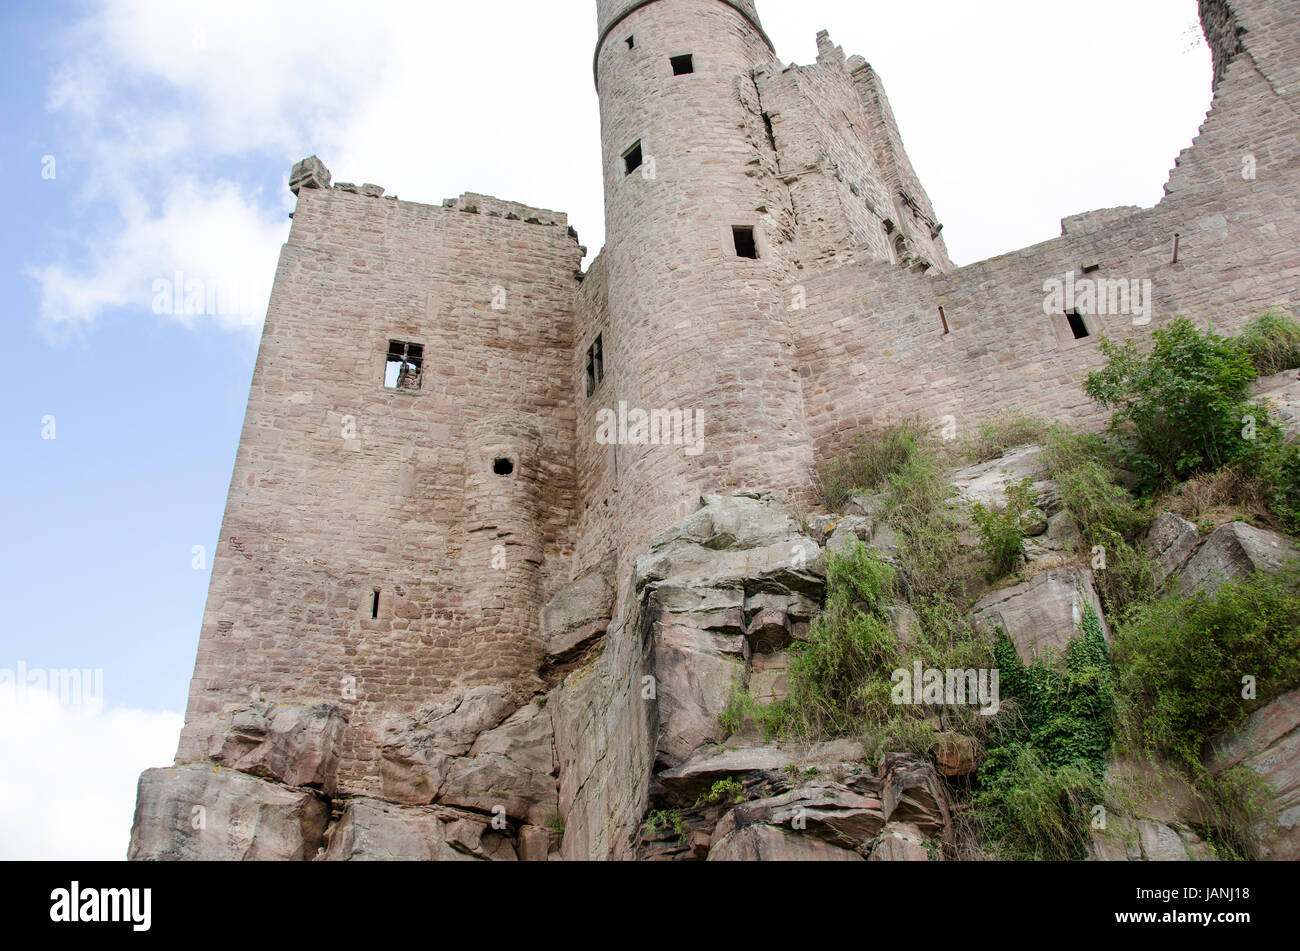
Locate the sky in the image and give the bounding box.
[0,0,1212,860]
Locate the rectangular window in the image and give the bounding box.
[733,226,758,259]
[585,334,605,397]
[671,54,695,75]
[371,590,380,619]
[623,141,643,176]
[385,340,424,390]
[1066,310,1091,340]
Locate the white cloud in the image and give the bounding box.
[33,0,1212,331]
[0,685,182,861]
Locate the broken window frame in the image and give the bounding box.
[385,340,425,391]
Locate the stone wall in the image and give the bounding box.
[174,182,584,796]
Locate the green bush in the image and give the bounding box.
[1238,311,1300,376]
[969,477,1039,579]
[1084,317,1267,490]
[815,419,932,511]
[1113,565,1300,768]
[960,412,1049,465]
[975,607,1116,860]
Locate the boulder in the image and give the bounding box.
[323,798,515,861]
[129,764,328,861]
[657,739,865,799]
[879,753,953,843]
[1210,687,1300,860]
[707,823,863,861]
[933,733,978,778]
[712,781,885,850]
[542,554,616,660]
[971,566,1109,666]
[1177,522,1298,596]
[1148,512,1201,588]
[869,821,932,861]
[949,445,1055,511]
[439,703,559,825]
[379,685,514,804]
[651,616,747,765]
[204,701,346,794]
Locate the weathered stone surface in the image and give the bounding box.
[972,566,1109,665]
[205,701,346,794]
[707,823,863,861]
[517,824,555,862]
[1148,512,1201,588]
[323,798,515,861]
[869,821,932,861]
[652,618,747,765]
[379,686,514,804]
[542,554,616,660]
[440,702,558,824]
[713,781,885,850]
[749,651,790,705]
[1138,820,1191,862]
[1255,369,1300,437]
[880,754,952,845]
[288,155,330,195]
[933,733,978,778]
[1211,687,1300,860]
[950,446,1054,510]
[658,740,865,798]
[129,764,328,861]
[1177,521,1298,596]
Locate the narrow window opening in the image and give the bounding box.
[1066,310,1091,340]
[1081,262,1101,274]
[626,35,635,49]
[1171,232,1181,265]
[385,340,424,390]
[733,226,758,260]
[585,334,605,397]
[939,306,950,335]
[623,141,643,176]
[671,54,695,75]
[371,590,380,619]
[493,458,515,476]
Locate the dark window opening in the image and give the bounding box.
[733,226,758,260]
[1081,262,1101,274]
[623,141,643,176]
[385,340,424,390]
[1066,310,1091,340]
[626,35,635,49]
[585,334,605,397]
[671,54,695,75]
[939,306,950,335]
[371,590,380,619]
[493,458,515,476]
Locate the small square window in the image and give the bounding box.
[623,141,643,176]
[733,226,758,260]
[671,54,695,75]
[1066,310,1091,340]
[385,340,423,390]
[585,334,605,397]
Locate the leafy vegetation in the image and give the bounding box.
[969,477,1039,579]
[974,607,1116,860]
[1238,311,1300,376]
[814,418,933,511]
[959,411,1049,465]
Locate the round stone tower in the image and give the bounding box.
[592,0,815,562]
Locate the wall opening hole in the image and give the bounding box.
[385,340,423,390]
[493,458,515,476]
[671,54,695,75]
[626,35,635,49]
[623,141,643,176]
[585,333,605,397]
[371,590,380,619]
[939,306,950,335]
[1081,263,1101,274]
[733,226,758,259]
[1066,310,1091,340]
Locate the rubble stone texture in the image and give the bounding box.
[131,0,1300,860]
